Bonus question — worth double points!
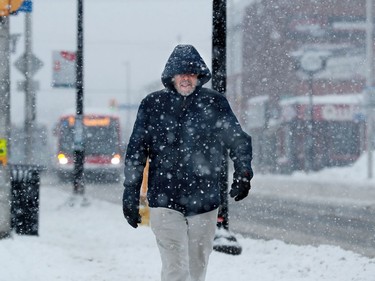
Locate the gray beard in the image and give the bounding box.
[176,85,196,96]
[178,90,193,96]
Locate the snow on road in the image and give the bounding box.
[1,184,374,281]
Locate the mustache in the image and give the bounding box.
[179,80,192,86]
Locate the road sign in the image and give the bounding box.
[14,53,43,77]
[300,51,327,74]
[52,50,76,88]
[10,33,21,54]
[17,0,32,12]
[17,80,39,92]
[0,0,24,16]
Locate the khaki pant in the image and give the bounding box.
[150,207,218,281]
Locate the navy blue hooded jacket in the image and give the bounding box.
[123,44,253,216]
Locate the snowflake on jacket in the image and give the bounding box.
[123,45,253,217]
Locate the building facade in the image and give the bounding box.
[236,0,370,173]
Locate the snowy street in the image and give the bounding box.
[2,0,375,279]
[46,170,375,259]
[1,174,375,281]
[2,153,374,280]
[46,154,375,259]
[230,176,375,257]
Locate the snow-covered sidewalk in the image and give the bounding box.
[252,152,375,208]
[1,186,374,281]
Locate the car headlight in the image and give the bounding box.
[57,153,68,165]
[111,154,121,165]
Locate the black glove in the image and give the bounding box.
[122,189,141,228]
[230,172,252,201]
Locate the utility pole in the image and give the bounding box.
[212,0,227,95]
[24,8,35,162]
[0,15,11,238]
[212,0,228,229]
[13,1,43,165]
[306,72,314,171]
[123,61,131,139]
[212,0,242,255]
[73,0,85,195]
[0,17,11,164]
[299,51,326,172]
[366,0,374,179]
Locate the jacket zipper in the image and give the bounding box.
[182,96,187,111]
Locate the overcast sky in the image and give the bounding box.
[13,0,213,90]
[9,0,214,126]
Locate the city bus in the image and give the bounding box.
[53,111,123,183]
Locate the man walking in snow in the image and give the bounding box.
[122,44,253,281]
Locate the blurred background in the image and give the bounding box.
[1,0,375,259]
[4,0,374,177]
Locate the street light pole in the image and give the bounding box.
[73,0,85,195]
[24,9,35,163]
[306,72,314,172]
[299,51,326,172]
[366,0,374,179]
[0,16,10,164]
[123,61,131,139]
[0,15,11,238]
[212,0,242,256]
[212,0,228,230]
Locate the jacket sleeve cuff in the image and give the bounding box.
[234,169,253,182]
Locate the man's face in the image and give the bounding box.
[173,74,199,96]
